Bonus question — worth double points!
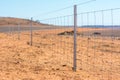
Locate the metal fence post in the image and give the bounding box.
[30,17,33,46]
[73,5,77,71]
[8,26,11,36]
[18,23,20,40]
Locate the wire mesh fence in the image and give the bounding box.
[1,6,120,80]
[77,8,120,80]
[38,7,120,80]
[32,14,75,71]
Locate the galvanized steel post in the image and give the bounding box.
[73,5,77,71]
[30,17,33,46]
[18,23,20,40]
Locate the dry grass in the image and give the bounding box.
[0,28,120,80]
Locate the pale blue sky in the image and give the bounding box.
[0,0,120,21]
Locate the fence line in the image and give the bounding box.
[37,6,120,80]
[3,5,120,80]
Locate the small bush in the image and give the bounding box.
[93,32,101,35]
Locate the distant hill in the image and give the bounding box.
[0,17,59,32]
[0,17,42,27]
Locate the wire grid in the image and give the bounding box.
[5,7,120,80]
[31,8,120,80]
[31,15,75,71]
[77,8,120,80]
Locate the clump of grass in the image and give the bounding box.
[27,42,30,45]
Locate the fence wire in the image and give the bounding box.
[77,8,120,80]
[38,8,120,80]
[3,7,120,80]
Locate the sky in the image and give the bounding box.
[0,0,120,25]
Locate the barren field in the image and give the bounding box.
[0,28,120,80]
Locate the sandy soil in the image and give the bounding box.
[0,28,120,80]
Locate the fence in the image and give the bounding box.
[77,8,120,80]
[38,6,120,80]
[2,5,120,80]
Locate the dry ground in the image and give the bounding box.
[0,28,120,80]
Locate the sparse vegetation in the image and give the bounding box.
[58,30,84,36]
[93,32,101,35]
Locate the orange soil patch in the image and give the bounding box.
[0,28,120,80]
